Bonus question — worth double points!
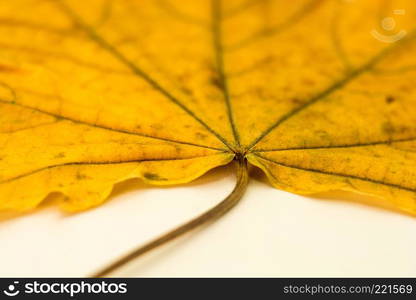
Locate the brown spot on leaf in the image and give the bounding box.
[150,124,163,130]
[143,172,167,181]
[54,152,66,159]
[382,121,395,135]
[195,132,208,140]
[291,98,303,104]
[181,86,193,96]
[302,78,316,86]
[0,64,19,73]
[173,145,182,153]
[385,95,395,104]
[76,171,88,180]
[210,75,224,90]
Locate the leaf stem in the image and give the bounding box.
[90,157,249,277]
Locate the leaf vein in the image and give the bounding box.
[0,153,228,184]
[247,29,416,150]
[253,137,416,152]
[0,98,225,151]
[255,154,416,193]
[56,0,234,151]
[212,0,240,148]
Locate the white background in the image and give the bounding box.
[0,164,415,277]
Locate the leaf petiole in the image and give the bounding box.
[90,156,249,277]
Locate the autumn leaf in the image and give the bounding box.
[1,0,416,275]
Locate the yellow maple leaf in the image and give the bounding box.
[1,0,416,275]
